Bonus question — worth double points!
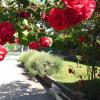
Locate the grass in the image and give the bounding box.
[51,60,100,98]
[51,61,88,83]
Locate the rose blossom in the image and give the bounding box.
[29,41,39,50]
[0,38,6,45]
[0,21,16,45]
[64,7,83,26]
[62,0,96,20]
[81,0,96,20]
[62,0,87,9]
[15,38,21,44]
[79,35,85,43]
[0,45,7,61]
[19,11,30,19]
[48,8,69,31]
[41,12,48,22]
[39,37,52,48]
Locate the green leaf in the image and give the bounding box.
[22,30,29,36]
[27,32,36,42]
[37,33,46,38]
[22,19,28,25]
[29,0,38,5]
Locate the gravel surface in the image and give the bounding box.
[0,56,54,100]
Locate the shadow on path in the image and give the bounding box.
[0,81,54,100]
[0,59,55,100]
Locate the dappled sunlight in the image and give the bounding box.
[0,81,51,100]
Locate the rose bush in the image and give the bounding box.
[0,0,97,63]
[47,0,96,31]
[0,0,99,99]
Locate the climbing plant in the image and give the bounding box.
[0,0,99,100]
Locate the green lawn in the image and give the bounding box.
[51,60,100,97]
[51,60,88,83]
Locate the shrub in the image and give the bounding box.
[17,50,38,64]
[18,50,64,76]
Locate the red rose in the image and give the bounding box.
[0,21,16,44]
[62,0,96,20]
[15,38,20,44]
[41,12,48,22]
[19,11,30,19]
[48,8,69,31]
[39,37,52,48]
[79,35,85,43]
[62,0,86,9]
[0,53,5,61]
[0,38,6,45]
[0,45,7,61]
[29,41,39,50]
[81,0,96,20]
[64,8,83,26]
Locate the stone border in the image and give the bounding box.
[37,76,87,100]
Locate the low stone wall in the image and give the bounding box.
[37,76,87,100]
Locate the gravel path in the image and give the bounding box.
[0,56,54,100]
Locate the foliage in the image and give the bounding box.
[0,0,99,99]
[0,0,99,61]
[4,43,21,53]
[18,50,64,76]
[0,0,98,48]
[0,0,56,50]
[18,50,38,64]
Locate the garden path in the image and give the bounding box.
[0,55,54,100]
